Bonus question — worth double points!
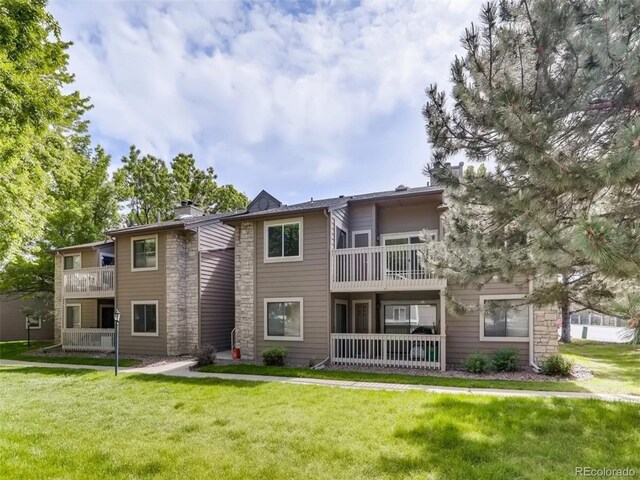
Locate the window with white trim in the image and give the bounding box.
[65,304,81,328]
[25,315,41,329]
[264,298,303,340]
[132,302,158,335]
[480,297,529,340]
[264,218,302,262]
[64,254,81,270]
[132,235,157,270]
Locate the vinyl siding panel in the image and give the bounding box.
[0,294,53,341]
[330,206,349,248]
[255,212,330,363]
[64,298,99,328]
[198,222,235,251]
[350,204,374,244]
[378,202,440,236]
[115,232,168,355]
[200,249,235,350]
[446,277,530,366]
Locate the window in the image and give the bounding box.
[132,302,158,336]
[382,303,437,334]
[64,254,81,270]
[480,295,530,341]
[352,231,370,248]
[264,218,303,262]
[264,298,303,341]
[131,235,157,271]
[101,253,115,266]
[65,304,81,329]
[336,227,347,249]
[25,316,41,329]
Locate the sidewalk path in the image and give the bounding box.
[2,358,638,403]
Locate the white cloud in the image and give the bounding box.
[50,0,479,202]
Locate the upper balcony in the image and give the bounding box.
[62,266,115,298]
[330,243,446,292]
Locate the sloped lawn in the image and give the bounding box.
[0,341,140,367]
[0,367,638,480]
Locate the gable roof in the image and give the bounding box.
[246,190,282,213]
[223,185,443,222]
[105,211,240,237]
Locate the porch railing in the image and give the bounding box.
[330,244,445,291]
[330,333,442,369]
[62,328,115,352]
[63,266,115,298]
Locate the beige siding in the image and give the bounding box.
[350,204,374,244]
[200,249,235,350]
[115,232,167,355]
[64,298,99,328]
[0,294,54,341]
[446,278,530,366]
[377,202,440,236]
[255,212,329,364]
[198,222,235,251]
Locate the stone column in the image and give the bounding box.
[235,221,255,360]
[54,254,63,344]
[533,307,559,364]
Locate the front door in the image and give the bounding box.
[353,301,370,333]
[100,305,115,329]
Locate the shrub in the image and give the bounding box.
[541,354,574,377]
[262,347,287,366]
[492,348,520,372]
[465,353,490,374]
[193,345,216,368]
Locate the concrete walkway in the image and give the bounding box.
[1,358,638,403]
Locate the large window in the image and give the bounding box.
[382,303,437,334]
[132,302,158,336]
[63,254,81,270]
[480,296,529,341]
[131,235,157,271]
[65,304,81,329]
[264,298,303,341]
[264,218,302,262]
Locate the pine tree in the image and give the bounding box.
[422,0,640,342]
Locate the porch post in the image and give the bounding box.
[440,290,446,372]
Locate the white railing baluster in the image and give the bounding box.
[330,244,444,291]
[62,328,115,352]
[330,333,442,369]
[63,266,115,298]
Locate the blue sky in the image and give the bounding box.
[51,0,478,205]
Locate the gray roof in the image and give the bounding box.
[224,185,443,222]
[106,211,241,236]
[52,239,114,253]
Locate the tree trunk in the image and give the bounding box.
[560,296,571,343]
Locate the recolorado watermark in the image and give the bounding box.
[576,467,636,477]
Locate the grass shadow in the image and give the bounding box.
[123,372,264,389]
[0,366,98,377]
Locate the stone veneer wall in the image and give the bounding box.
[166,231,199,355]
[53,254,63,344]
[234,221,255,360]
[533,306,559,364]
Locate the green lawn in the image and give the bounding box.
[0,367,638,480]
[0,341,140,367]
[561,340,640,395]
[201,341,640,395]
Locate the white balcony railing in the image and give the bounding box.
[62,328,115,352]
[63,266,115,298]
[331,333,443,369]
[330,244,445,291]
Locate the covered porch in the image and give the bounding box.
[61,297,116,352]
[329,290,447,370]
